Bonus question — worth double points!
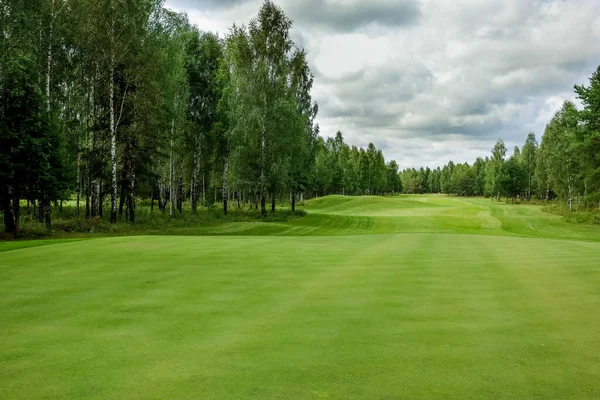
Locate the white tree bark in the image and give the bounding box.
[191,139,200,213]
[260,123,267,216]
[76,126,81,215]
[169,119,174,217]
[46,0,53,113]
[109,50,117,223]
[178,158,183,211]
[223,152,229,215]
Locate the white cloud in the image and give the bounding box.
[166,0,600,168]
[314,34,393,78]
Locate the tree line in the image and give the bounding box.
[399,66,600,211]
[1,0,345,234]
[1,0,398,234]
[311,131,403,197]
[2,0,599,235]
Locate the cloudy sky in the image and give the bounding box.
[165,0,600,169]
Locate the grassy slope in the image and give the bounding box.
[3,195,600,246]
[1,195,600,399]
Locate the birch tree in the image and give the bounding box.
[185,30,223,214]
[574,66,600,207]
[543,101,580,212]
[521,133,538,200]
[487,140,507,200]
[89,0,160,223]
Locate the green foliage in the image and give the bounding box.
[541,101,580,209]
[0,10,65,233]
[1,201,306,238]
[311,133,393,196]
[521,133,538,199]
[574,66,600,196]
[411,66,600,214]
[4,0,600,231]
[500,154,526,201]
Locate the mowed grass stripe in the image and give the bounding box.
[3,195,600,242]
[2,233,600,399]
[470,236,600,399]
[493,236,600,387]
[2,195,600,399]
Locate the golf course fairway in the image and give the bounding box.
[2,195,600,399]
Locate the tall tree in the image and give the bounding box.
[1,0,63,233]
[487,140,507,200]
[543,101,580,211]
[88,0,162,223]
[501,154,526,203]
[521,133,538,200]
[574,66,600,207]
[187,30,223,213]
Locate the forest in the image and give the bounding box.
[2,0,600,236]
[281,69,600,212]
[0,0,404,235]
[396,90,600,209]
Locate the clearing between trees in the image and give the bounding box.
[1,195,600,399]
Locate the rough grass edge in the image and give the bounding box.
[0,207,308,241]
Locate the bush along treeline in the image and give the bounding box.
[400,65,600,212]
[0,0,378,235]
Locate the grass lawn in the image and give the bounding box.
[1,195,600,399]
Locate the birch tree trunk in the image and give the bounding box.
[76,140,81,216]
[109,49,117,223]
[177,159,183,213]
[169,125,174,217]
[260,126,267,217]
[46,0,53,113]
[85,76,92,219]
[223,152,229,215]
[191,139,200,214]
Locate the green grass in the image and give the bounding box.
[1,203,305,240]
[2,195,600,399]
